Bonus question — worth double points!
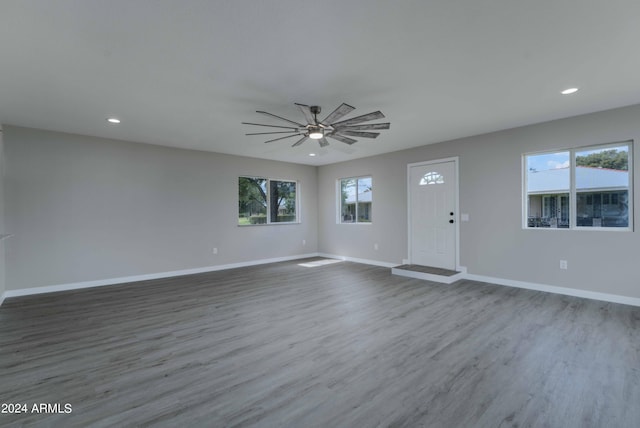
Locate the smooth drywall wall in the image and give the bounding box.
[4,126,318,290]
[318,104,640,299]
[0,128,5,300]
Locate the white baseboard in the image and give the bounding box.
[464,273,640,307]
[3,253,321,300]
[317,253,398,268]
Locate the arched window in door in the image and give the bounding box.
[420,171,444,185]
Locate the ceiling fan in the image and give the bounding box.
[242,103,390,148]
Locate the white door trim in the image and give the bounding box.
[407,157,460,270]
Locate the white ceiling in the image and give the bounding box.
[1,1,639,166]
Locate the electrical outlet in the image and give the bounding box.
[302,239,306,246]
[374,243,379,250]
[213,247,218,255]
[560,260,567,270]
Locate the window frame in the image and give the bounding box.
[238,176,300,226]
[523,141,633,231]
[337,175,373,224]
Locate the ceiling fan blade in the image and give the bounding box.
[330,111,385,127]
[256,110,306,127]
[327,133,357,145]
[264,133,304,143]
[333,122,390,131]
[246,130,300,136]
[321,103,355,126]
[318,137,330,148]
[340,130,380,139]
[295,103,316,124]
[242,122,300,130]
[291,136,308,147]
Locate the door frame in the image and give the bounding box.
[407,157,460,269]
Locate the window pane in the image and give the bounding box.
[238,177,267,225]
[575,146,629,228]
[527,193,569,228]
[340,179,356,223]
[526,152,570,228]
[270,180,297,223]
[526,152,570,192]
[420,171,444,185]
[339,177,372,223]
[577,191,628,227]
[357,177,372,222]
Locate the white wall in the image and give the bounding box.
[4,126,318,290]
[318,104,640,299]
[0,127,5,301]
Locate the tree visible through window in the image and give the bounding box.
[238,177,297,225]
[339,176,372,223]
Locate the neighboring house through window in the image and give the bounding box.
[524,141,632,229]
[339,176,372,223]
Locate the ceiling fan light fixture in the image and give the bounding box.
[309,126,323,139]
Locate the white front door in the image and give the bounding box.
[409,160,457,269]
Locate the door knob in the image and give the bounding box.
[449,219,454,224]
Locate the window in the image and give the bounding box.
[524,141,632,230]
[339,176,372,223]
[420,171,444,185]
[238,177,298,225]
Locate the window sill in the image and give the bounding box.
[524,226,632,232]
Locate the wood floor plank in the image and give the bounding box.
[1,259,639,427]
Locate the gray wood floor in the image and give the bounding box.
[1,258,639,427]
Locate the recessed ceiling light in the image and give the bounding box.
[107,117,121,124]
[309,153,317,157]
[561,87,579,95]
